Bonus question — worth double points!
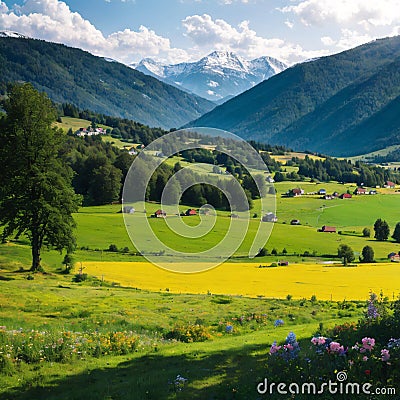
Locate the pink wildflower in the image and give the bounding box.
[311,336,326,345]
[269,341,281,354]
[381,349,390,362]
[329,341,344,353]
[361,337,375,351]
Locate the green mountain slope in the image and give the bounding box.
[0,37,215,129]
[188,36,400,156]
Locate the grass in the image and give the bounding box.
[1,183,400,398]
[2,183,400,269]
[54,117,112,133]
[0,265,365,399]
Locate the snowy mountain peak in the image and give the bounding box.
[0,31,28,39]
[199,51,249,72]
[133,51,287,102]
[135,58,166,78]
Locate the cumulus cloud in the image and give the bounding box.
[280,0,400,27]
[280,0,400,55]
[0,1,8,13]
[182,13,326,63]
[325,29,374,50]
[0,0,187,63]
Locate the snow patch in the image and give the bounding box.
[208,80,219,88]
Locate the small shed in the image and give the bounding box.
[154,209,166,218]
[288,188,304,197]
[320,225,336,233]
[290,219,300,225]
[266,176,275,183]
[385,181,396,188]
[262,212,278,222]
[185,209,197,216]
[354,187,366,195]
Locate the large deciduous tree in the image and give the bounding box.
[360,245,375,263]
[338,244,355,266]
[0,83,81,271]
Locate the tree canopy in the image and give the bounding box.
[392,222,400,243]
[338,244,355,266]
[374,218,390,241]
[0,83,81,271]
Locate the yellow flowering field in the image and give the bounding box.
[83,261,400,301]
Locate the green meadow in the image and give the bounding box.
[1,180,400,399]
[2,181,400,268]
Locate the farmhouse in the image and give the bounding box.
[185,209,197,216]
[266,176,275,183]
[340,193,352,199]
[320,226,336,233]
[391,254,400,262]
[288,188,304,197]
[388,252,400,262]
[262,212,278,222]
[75,127,106,137]
[354,187,367,195]
[154,209,166,218]
[385,181,396,188]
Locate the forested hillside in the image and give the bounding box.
[0,37,214,129]
[188,36,400,156]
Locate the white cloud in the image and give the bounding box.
[285,20,294,29]
[280,0,400,56]
[280,0,400,27]
[0,0,187,64]
[327,29,374,50]
[0,1,8,13]
[182,13,327,64]
[321,36,335,46]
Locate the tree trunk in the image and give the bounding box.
[31,235,42,272]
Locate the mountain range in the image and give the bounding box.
[0,34,214,129]
[133,51,287,103]
[1,32,400,157]
[188,35,400,156]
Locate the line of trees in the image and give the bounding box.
[295,155,399,186]
[373,218,400,242]
[60,103,168,145]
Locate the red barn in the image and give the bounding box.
[185,209,197,216]
[321,226,336,233]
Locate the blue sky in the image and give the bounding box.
[1,0,399,65]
